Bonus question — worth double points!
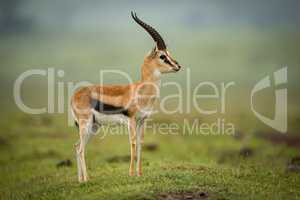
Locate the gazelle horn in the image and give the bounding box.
[131,11,167,50]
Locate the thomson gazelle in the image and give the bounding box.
[71,12,181,182]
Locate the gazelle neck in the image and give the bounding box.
[137,63,161,103]
[141,63,161,83]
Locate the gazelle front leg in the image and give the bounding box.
[136,119,145,176]
[128,117,136,176]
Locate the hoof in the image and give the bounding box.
[129,171,135,176]
[79,178,88,183]
[78,176,89,183]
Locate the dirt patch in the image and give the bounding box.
[162,164,207,173]
[256,132,300,149]
[56,159,72,168]
[157,191,209,200]
[239,147,254,158]
[106,155,131,163]
[0,136,9,147]
[218,147,254,164]
[286,156,300,172]
[144,143,159,152]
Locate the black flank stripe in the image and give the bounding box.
[91,98,129,116]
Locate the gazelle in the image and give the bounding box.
[71,12,181,182]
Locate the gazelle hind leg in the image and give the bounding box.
[76,125,87,183]
[75,140,83,182]
[76,118,95,182]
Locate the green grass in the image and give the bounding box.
[0,113,299,200]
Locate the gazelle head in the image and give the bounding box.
[131,12,181,74]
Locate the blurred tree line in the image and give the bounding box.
[0,0,33,35]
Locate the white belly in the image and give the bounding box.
[91,109,129,125]
[136,108,153,121]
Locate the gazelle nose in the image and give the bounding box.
[174,65,181,71]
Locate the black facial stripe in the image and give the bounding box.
[164,58,173,66]
[91,98,129,116]
[164,57,174,67]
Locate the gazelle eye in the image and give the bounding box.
[159,55,166,60]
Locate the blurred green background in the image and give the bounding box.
[1,1,300,199]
